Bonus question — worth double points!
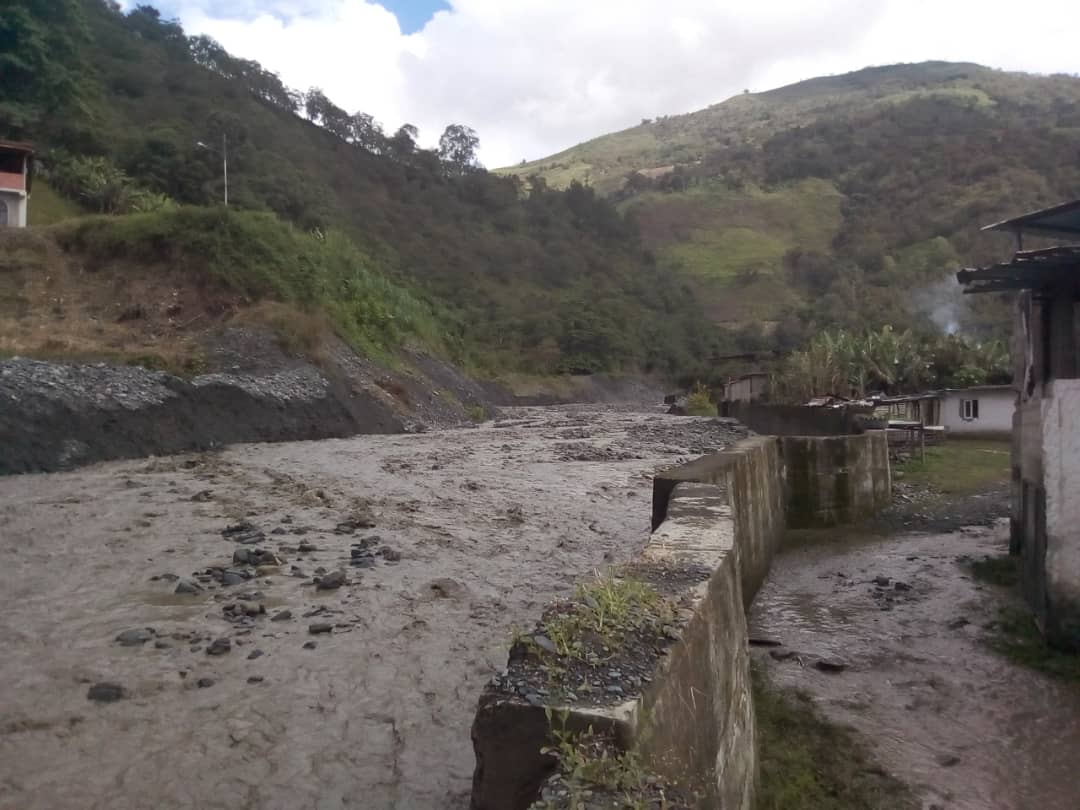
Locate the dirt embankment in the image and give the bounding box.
[0,228,665,474]
[0,346,500,475]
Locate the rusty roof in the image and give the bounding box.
[0,139,34,154]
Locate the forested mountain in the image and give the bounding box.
[5,2,1072,390]
[0,0,715,377]
[504,62,1080,351]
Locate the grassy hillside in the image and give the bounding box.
[0,0,718,379]
[0,207,456,374]
[503,62,1080,345]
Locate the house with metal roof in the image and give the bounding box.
[0,140,34,227]
[876,384,1014,440]
[958,198,1080,651]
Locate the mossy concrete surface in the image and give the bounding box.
[781,433,891,528]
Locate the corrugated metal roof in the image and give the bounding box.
[982,198,1080,238]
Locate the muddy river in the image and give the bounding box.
[0,406,745,810]
[751,524,1080,810]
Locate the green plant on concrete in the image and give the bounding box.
[542,572,673,662]
[467,404,486,423]
[684,382,717,416]
[534,710,679,810]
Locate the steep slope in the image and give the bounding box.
[1,0,716,378]
[503,62,1080,342]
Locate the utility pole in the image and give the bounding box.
[222,132,228,207]
[196,134,229,206]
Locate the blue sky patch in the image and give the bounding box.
[380,0,450,34]
[140,1,449,34]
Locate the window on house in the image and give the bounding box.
[961,398,979,420]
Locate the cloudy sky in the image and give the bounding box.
[129,1,1080,167]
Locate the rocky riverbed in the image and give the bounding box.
[0,405,746,810]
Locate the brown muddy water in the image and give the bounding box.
[751,524,1080,810]
[0,406,744,810]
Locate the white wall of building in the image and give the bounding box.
[0,191,27,227]
[941,388,1014,436]
[1042,379,1080,626]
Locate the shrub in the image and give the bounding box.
[685,381,717,416]
[56,206,457,360]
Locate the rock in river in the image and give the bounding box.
[115,628,154,646]
[316,570,346,590]
[87,682,126,702]
[206,637,232,656]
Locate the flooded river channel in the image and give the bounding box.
[0,406,744,810]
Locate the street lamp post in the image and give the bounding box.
[196,133,228,206]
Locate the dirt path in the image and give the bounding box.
[0,406,744,810]
[751,523,1080,810]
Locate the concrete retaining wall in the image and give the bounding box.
[470,431,890,809]
[782,432,892,528]
[717,402,879,437]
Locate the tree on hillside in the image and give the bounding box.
[388,123,419,158]
[348,112,384,153]
[438,124,480,174]
[0,0,89,136]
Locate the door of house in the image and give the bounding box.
[0,199,8,227]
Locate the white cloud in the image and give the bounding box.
[171,0,1080,168]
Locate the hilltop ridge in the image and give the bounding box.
[500,61,1080,342]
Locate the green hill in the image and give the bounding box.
[0,0,716,379]
[502,62,1080,346]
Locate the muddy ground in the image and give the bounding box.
[0,406,745,810]
[751,522,1080,810]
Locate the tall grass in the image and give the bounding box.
[55,206,458,360]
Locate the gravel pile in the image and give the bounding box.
[1,358,178,411]
[0,357,402,474]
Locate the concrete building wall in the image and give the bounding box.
[1012,288,1080,651]
[0,191,27,227]
[941,389,1014,437]
[1040,379,1080,646]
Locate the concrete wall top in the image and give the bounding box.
[718,401,875,438]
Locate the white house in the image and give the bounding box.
[0,140,33,228]
[938,385,1015,438]
[875,385,1014,439]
